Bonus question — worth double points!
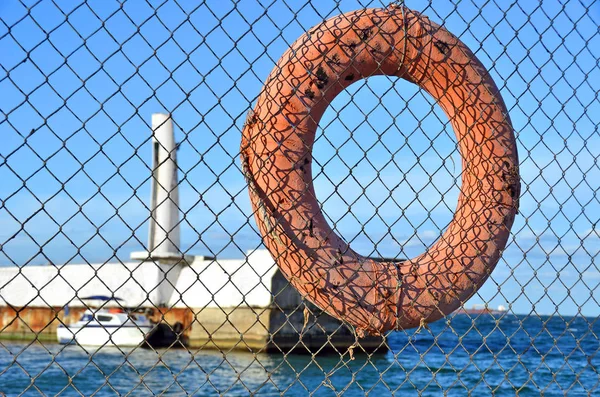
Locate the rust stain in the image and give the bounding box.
[0,306,194,338]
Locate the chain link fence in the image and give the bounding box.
[1,0,599,395]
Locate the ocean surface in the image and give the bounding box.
[1,314,599,396]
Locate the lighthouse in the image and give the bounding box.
[131,113,191,264]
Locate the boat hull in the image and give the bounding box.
[57,324,154,347]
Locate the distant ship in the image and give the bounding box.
[457,304,508,315]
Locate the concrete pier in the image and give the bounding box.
[0,113,386,353]
[0,249,386,352]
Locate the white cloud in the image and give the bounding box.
[396,229,440,248]
[581,271,600,280]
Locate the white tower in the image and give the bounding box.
[131,113,191,264]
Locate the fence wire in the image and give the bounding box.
[0,0,599,395]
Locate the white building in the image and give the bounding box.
[0,249,278,309]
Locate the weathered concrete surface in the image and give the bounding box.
[0,250,386,353]
[187,306,385,353]
[0,306,191,343]
[0,274,385,353]
[0,305,384,353]
[0,306,85,342]
[186,270,385,352]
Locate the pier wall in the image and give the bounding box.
[0,250,385,352]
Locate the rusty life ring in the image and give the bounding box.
[241,5,520,336]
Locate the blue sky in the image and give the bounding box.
[0,0,599,316]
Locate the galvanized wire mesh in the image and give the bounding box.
[1,0,599,395]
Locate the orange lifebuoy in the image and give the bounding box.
[241,5,519,336]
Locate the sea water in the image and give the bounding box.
[1,314,598,396]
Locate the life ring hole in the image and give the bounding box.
[312,76,462,260]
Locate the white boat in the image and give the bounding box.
[57,297,155,347]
